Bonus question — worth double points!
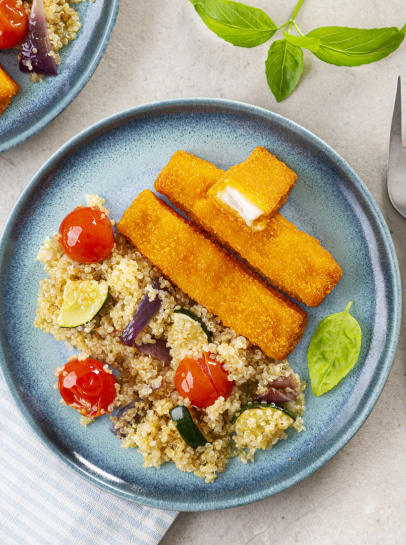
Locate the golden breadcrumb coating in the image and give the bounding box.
[0,64,19,116]
[154,151,342,307]
[155,150,223,211]
[193,200,342,307]
[208,146,297,229]
[117,190,307,360]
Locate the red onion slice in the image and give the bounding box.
[19,0,58,76]
[255,375,299,404]
[110,398,146,437]
[115,398,144,420]
[137,339,172,364]
[121,279,162,346]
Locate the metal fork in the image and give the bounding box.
[387,76,406,218]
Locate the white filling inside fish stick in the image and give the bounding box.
[218,186,264,226]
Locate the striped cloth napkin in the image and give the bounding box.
[0,378,178,545]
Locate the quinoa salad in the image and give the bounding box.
[34,195,306,483]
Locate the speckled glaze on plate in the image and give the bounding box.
[0,99,401,511]
[0,0,120,154]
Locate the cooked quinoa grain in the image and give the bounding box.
[34,196,306,482]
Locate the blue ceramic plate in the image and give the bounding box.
[0,0,120,154]
[0,99,401,511]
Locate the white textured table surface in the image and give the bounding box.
[1,1,406,544]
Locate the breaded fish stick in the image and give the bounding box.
[154,151,342,307]
[117,190,307,360]
[208,146,297,230]
[0,64,19,116]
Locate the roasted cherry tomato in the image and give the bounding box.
[175,353,233,408]
[0,0,28,49]
[57,358,117,417]
[59,206,115,263]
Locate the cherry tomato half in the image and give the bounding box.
[59,207,115,263]
[58,358,117,417]
[0,0,28,49]
[175,353,233,408]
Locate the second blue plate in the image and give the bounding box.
[0,0,120,153]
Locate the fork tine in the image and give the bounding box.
[387,76,406,218]
[389,76,402,145]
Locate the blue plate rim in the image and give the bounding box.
[0,0,121,155]
[0,97,401,511]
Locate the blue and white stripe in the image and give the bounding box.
[0,379,177,545]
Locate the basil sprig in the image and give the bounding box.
[307,301,362,396]
[189,0,406,101]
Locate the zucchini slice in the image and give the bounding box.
[172,308,212,343]
[170,405,208,448]
[57,280,108,328]
[232,403,296,424]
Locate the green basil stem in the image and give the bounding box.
[287,0,305,36]
[276,21,291,31]
[290,0,305,22]
[292,21,304,36]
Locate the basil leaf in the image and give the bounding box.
[283,31,320,53]
[189,0,277,48]
[307,301,362,397]
[306,26,406,66]
[265,39,303,102]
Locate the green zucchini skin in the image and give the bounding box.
[170,405,208,448]
[172,308,212,343]
[232,402,296,424]
[58,280,109,328]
